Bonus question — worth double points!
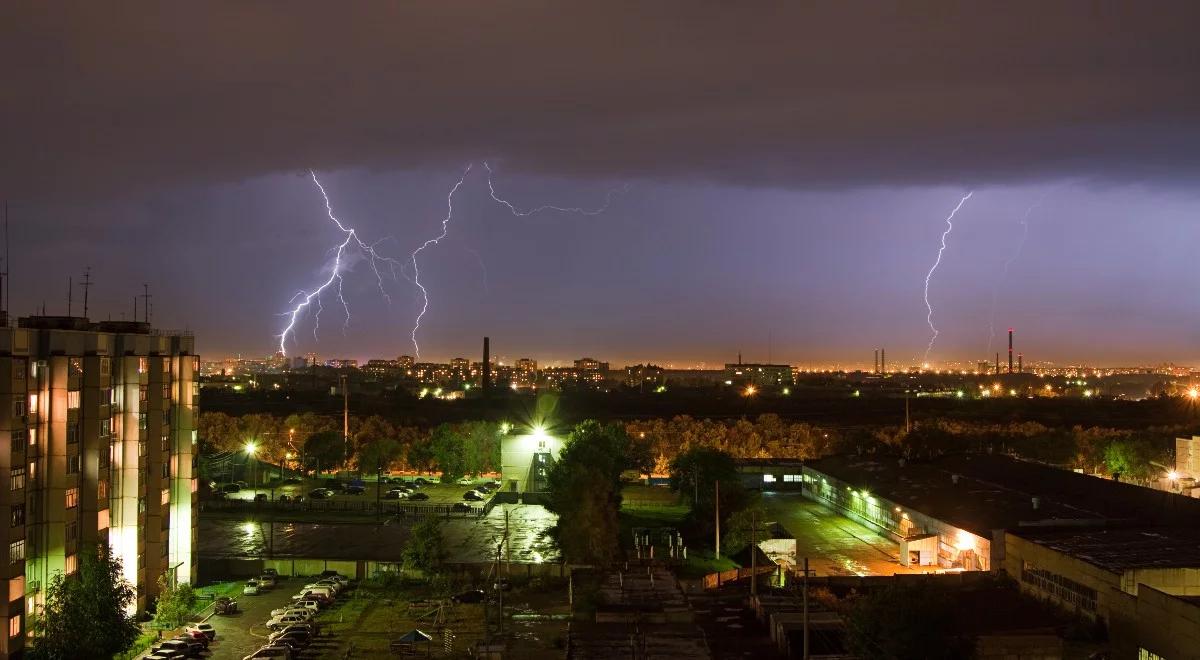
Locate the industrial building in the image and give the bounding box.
[0,316,197,658]
[499,426,564,495]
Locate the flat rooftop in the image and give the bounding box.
[1011,527,1200,573]
[804,453,1200,537]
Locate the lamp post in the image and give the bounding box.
[245,441,258,492]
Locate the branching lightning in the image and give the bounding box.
[278,171,406,356]
[484,161,629,216]
[408,165,472,357]
[922,191,974,363]
[986,193,1047,355]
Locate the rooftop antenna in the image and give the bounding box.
[133,296,138,321]
[79,267,92,318]
[67,276,72,316]
[0,202,6,319]
[140,283,151,324]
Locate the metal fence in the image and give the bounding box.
[199,498,486,518]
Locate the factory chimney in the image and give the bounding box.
[1018,353,1023,374]
[482,336,491,394]
[995,352,1000,375]
[1008,328,1014,374]
[881,348,886,374]
[874,349,879,374]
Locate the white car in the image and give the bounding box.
[242,646,295,660]
[185,623,216,641]
[258,574,277,588]
[294,599,322,612]
[243,579,261,595]
[266,613,309,630]
[269,607,314,620]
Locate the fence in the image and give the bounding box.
[701,564,777,589]
[200,498,486,519]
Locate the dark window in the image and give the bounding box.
[10,505,24,527]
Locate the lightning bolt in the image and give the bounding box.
[986,194,1048,356]
[484,161,629,216]
[278,171,406,356]
[923,191,974,363]
[409,164,472,357]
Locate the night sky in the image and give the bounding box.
[3,3,1200,367]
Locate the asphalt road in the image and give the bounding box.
[760,492,922,577]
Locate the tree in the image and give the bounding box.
[153,574,197,630]
[720,498,766,557]
[303,430,347,474]
[545,421,631,566]
[429,424,468,480]
[669,447,750,544]
[401,519,445,573]
[845,582,972,659]
[28,544,140,660]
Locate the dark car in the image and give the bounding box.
[283,476,302,484]
[462,491,484,501]
[278,494,291,503]
[221,483,241,493]
[407,492,429,501]
[344,484,366,495]
[451,503,473,513]
[254,493,268,503]
[451,589,486,604]
[413,477,430,486]
[308,488,332,499]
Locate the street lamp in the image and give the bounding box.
[245,441,258,491]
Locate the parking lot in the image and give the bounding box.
[203,575,344,659]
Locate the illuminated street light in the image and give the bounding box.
[244,441,257,456]
[1168,470,1179,481]
[744,385,758,396]
[1187,388,1199,400]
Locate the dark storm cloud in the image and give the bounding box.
[3,1,1199,201]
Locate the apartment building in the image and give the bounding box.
[0,316,197,658]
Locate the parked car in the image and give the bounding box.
[451,589,486,604]
[457,477,475,485]
[277,494,291,503]
[344,484,366,495]
[221,483,241,493]
[451,503,473,513]
[242,646,295,660]
[414,477,430,486]
[483,480,500,489]
[462,491,484,501]
[185,623,216,640]
[384,489,408,500]
[292,591,332,606]
[308,488,332,499]
[153,638,203,657]
[269,629,312,649]
[283,476,302,484]
[235,480,248,488]
[146,652,183,660]
[243,579,261,595]
[319,571,350,586]
[179,630,210,648]
[267,613,310,630]
[254,493,268,503]
[214,596,239,614]
[407,492,429,501]
[494,577,512,592]
[269,607,314,621]
[293,599,322,612]
[258,574,277,588]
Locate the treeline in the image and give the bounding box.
[197,412,502,480]
[198,411,1187,483]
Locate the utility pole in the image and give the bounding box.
[905,390,911,434]
[140,283,152,323]
[802,557,810,660]
[714,480,721,559]
[67,276,72,316]
[341,374,349,473]
[750,507,758,596]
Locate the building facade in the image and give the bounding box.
[0,317,197,658]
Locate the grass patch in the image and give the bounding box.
[115,631,158,660]
[676,552,739,579]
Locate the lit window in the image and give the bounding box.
[9,468,24,491]
[97,509,109,531]
[26,394,35,413]
[161,489,170,506]
[64,554,76,575]
[99,357,111,376]
[65,487,78,509]
[9,541,24,564]
[9,615,19,638]
[763,474,776,483]
[138,357,148,374]
[99,419,111,437]
[9,576,24,603]
[98,480,108,500]
[67,391,80,410]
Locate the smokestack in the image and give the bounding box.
[1008,328,1014,374]
[1018,353,1023,374]
[881,348,886,374]
[482,336,491,394]
[995,352,1000,375]
[874,349,879,374]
